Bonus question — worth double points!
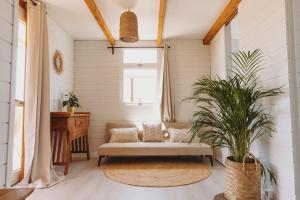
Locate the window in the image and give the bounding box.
[11,2,26,183]
[13,20,26,172]
[122,49,159,105]
[123,69,157,104]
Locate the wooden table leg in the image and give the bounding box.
[86,135,90,160]
[64,130,72,175]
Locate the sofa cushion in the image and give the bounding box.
[98,142,213,156]
[168,128,191,143]
[109,128,139,143]
[106,122,140,142]
[143,123,163,142]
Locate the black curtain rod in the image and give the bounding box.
[107,46,170,49]
[107,45,170,55]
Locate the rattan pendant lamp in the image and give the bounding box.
[119,9,139,42]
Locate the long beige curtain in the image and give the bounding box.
[20,0,62,188]
[160,44,175,122]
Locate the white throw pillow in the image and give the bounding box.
[143,123,163,142]
[109,128,139,143]
[168,128,191,143]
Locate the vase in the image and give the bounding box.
[224,156,261,200]
[67,107,75,115]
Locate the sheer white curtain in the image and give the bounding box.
[160,44,175,122]
[19,0,62,188]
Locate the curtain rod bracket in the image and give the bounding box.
[111,46,115,55]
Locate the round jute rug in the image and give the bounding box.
[103,158,211,187]
[213,193,227,200]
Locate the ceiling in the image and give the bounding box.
[43,0,227,41]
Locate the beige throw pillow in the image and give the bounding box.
[168,128,191,143]
[143,123,163,142]
[109,128,139,143]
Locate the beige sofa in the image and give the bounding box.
[97,122,214,166]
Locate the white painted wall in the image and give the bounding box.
[210,27,226,79]
[209,27,229,164]
[225,17,240,77]
[210,18,239,82]
[0,0,17,187]
[295,0,300,69]
[288,0,300,198]
[48,17,74,112]
[74,40,210,156]
[239,0,295,199]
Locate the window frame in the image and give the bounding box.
[122,66,159,106]
[121,48,161,106]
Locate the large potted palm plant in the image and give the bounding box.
[186,50,281,199]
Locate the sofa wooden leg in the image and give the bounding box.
[98,156,104,167]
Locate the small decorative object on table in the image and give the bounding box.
[63,91,80,115]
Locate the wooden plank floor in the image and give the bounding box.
[28,158,225,200]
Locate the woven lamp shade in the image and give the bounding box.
[120,11,139,42]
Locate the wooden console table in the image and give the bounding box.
[50,112,90,175]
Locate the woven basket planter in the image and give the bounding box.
[120,11,139,42]
[224,157,261,200]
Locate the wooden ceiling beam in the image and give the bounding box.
[203,0,241,45]
[84,0,115,46]
[157,0,167,46]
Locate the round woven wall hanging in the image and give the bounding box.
[54,50,63,74]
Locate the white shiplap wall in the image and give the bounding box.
[0,0,16,187]
[48,17,74,112]
[168,40,211,121]
[74,40,160,156]
[239,0,295,199]
[74,40,210,156]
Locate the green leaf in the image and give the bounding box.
[63,91,81,108]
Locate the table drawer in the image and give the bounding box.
[74,117,87,129]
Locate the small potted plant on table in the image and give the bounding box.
[185,50,280,200]
[63,91,80,115]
